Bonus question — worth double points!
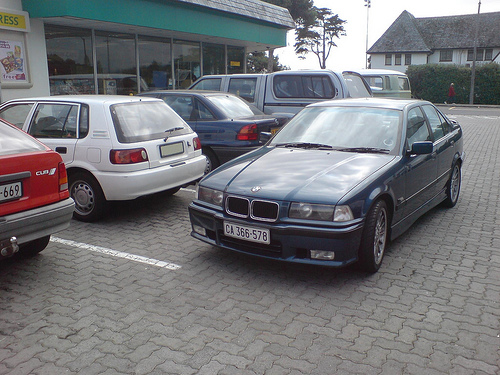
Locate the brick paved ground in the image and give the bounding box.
[0,112,499,374]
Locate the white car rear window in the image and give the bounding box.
[110,101,192,143]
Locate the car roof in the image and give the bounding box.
[352,69,408,76]
[141,90,240,97]
[3,95,163,105]
[309,97,429,111]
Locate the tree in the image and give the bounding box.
[260,0,316,71]
[294,7,346,69]
[246,52,289,73]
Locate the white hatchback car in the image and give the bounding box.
[0,95,206,222]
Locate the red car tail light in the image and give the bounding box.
[58,162,70,198]
[193,137,202,151]
[237,124,258,141]
[59,162,68,192]
[110,148,149,164]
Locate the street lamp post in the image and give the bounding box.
[365,0,371,69]
[469,0,481,104]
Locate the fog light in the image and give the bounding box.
[193,224,206,237]
[310,250,335,260]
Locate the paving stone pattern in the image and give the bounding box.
[1,113,499,374]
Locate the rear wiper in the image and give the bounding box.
[164,127,184,141]
[335,147,390,154]
[275,142,333,150]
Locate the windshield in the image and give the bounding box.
[270,106,402,153]
[110,101,192,143]
[206,95,264,118]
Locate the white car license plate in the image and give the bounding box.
[0,181,22,202]
[224,221,270,245]
[160,141,184,158]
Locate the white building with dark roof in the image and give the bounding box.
[367,10,500,72]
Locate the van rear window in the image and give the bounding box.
[110,101,191,143]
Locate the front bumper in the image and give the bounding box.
[0,197,75,246]
[188,202,364,267]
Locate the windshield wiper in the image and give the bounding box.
[275,142,333,150]
[164,127,184,141]
[335,147,390,154]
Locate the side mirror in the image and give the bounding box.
[410,141,433,155]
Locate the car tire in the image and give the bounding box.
[442,162,461,208]
[19,235,50,257]
[203,148,219,174]
[69,172,107,222]
[358,200,389,273]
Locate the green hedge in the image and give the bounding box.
[406,63,500,105]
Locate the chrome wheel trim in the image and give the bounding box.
[373,207,387,265]
[450,165,461,203]
[71,181,95,216]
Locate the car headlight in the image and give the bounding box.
[289,203,334,221]
[289,203,354,222]
[197,186,224,208]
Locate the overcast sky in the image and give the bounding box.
[275,0,500,71]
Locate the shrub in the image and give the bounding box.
[406,63,500,105]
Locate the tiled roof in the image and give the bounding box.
[174,0,295,28]
[368,10,500,54]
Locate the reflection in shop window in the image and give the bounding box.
[95,31,138,95]
[203,43,225,76]
[139,36,172,90]
[173,40,200,89]
[45,25,94,95]
[227,46,244,74]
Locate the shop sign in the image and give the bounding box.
[0,40,27,82]
[0,9,30,32]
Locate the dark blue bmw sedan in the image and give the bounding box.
[188,98,465,273]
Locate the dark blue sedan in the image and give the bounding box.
[188,98,465,273]
[138,90,281,173]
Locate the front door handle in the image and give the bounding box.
[55,147,67,154]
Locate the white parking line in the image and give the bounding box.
[181,187,196,193]
[51,237,181,270]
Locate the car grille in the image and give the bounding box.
[226,196,279,222]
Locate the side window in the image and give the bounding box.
[79,104,89,138]
[194,99,216,120]
[422,105,449,140]
[273,75,300,98]
[228,78,257,103]
[273,75,335,99]
[190,78,222,91]
[30,104,79,139]
[407,107,431,148]
[0,103,34,129]
[301,76,335,98]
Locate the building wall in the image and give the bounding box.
[0,1,50,101]
[370,53,428,73]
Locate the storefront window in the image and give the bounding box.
[173,40,200,89]
[95,31,138,95]
[227,46,245,74]
[139,36,172,90]
[203,43,225,76]
[45,25,94,95]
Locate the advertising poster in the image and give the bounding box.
[0,39,27,82]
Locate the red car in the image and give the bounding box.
[0,119,74,259]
